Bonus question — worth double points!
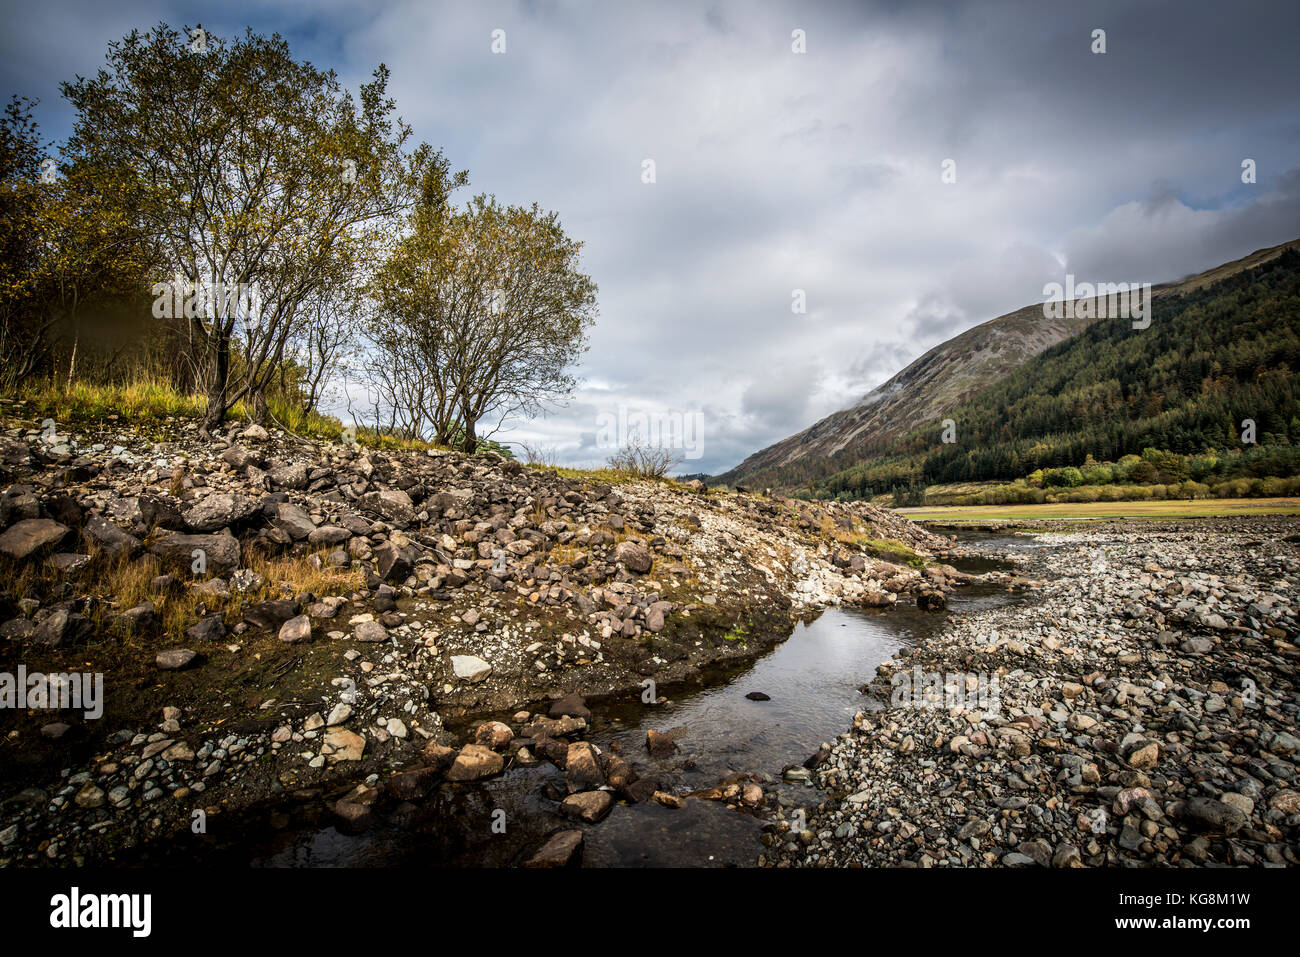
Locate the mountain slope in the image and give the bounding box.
[719,238,1300,491]
[814,244,1300,499]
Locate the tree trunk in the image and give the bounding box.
[462,417,478,454]
[199,336,230,439]
[252,389,268,426]
[66,331,78,391]
[200,390,226,438]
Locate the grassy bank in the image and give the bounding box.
[896,497,1300,522]
[5,379,435,451]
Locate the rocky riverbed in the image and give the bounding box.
[0,405,1008,867]
[4,404,1292,869]
[763,517,1300,868]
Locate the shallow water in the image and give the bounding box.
[249,535,1030,867]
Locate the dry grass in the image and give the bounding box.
[536,464,692,489]
[812,511,925,567]
[547,544,583,566]
[0,556,52,604]
[241,547,363,602]
[6,542,363,647]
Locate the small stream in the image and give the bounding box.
[249,532,1038,867]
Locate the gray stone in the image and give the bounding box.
[1182,797,1248,835]
[0,519,70,560]
[185,615,225,642]
[274,503,315,540]
[268,463,309,490]
[182,492,260,532]
[150,532,241,574]
[561,790,613,822]
[612,541,653,573]
[353,621,388,643]
[81,516,141,558]
[156,648,197,670]
[278,614,312,644]
[35,609,92,646]
[308,525,350,546]
[451,654,491,682]
[524,829,583,867]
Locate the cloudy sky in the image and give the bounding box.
[3,0,1298,472]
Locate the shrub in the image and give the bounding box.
[1082,465,1113,485]
[1130,460,1158,483]
[608,441,681,479]
[1113,454,1142,482]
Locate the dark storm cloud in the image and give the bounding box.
[2,0,1297,473]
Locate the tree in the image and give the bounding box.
[61,23,414,435]
[370,189,597,451]
[359,149,469,443]
[0,96,54,388]
[0,95,153,390]
[284,277,362,414]
[452,196,598,451]
[44,154,158,387]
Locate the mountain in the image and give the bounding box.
[718,238,1300,492]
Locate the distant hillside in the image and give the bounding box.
[718,239,1300,491]
[811,244,1300,500]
